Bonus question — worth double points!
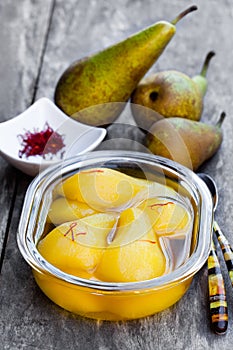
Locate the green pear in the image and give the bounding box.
[145,112,225,171]
[131,51,215,131]
[54,6,197,126]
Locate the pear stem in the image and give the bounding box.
[216,112,226,128]
[201,51,216,77]
[171,5,198,25]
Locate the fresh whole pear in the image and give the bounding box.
[131,51,215,131]
[145,112,225,171]
[54,6,197,126]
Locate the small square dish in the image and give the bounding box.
[0,98,106,176]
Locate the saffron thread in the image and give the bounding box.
[148,202,173,210]
[139,239,157,244]
[18,122,65,159]
[75,232,87,237]
[64,222,78,241]
[82,169,105,174]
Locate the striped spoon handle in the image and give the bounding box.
[208,239,228,335]
[213,220,233,286]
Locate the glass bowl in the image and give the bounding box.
[17,150,213,321]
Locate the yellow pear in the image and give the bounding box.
[139,197,191,235]
[47,197,98,226]
[55,167,149,211]
[37,213,118,275]
[95,229,165,282]
[95,207,166,282]
[55,167,178,211]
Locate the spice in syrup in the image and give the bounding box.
[64,222,87,241]
[18,122,65,159]
[148,202,174,210]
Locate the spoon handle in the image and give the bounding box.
[208,239,228,335]
[213,220,233,287]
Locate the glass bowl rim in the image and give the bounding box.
[17,150,213,292]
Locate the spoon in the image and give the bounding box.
[0,98,107,176]
[207,240,228,335]
[198,173,230,335]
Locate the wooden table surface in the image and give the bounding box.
[1,0,233,349]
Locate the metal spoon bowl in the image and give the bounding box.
[198,173,232,248]
[198,173,218,211]
[199,174,233,281]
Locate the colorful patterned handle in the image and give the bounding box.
[208,239,228,334]
[213,220,233,286]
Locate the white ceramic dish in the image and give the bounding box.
[0,98,106,176]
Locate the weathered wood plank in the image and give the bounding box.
[0,161,17,268]
[0,0,55,259]
[0,1,55,347]
[1,0,233,349]
[0,0,55,118]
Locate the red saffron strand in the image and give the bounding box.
[75,232,87,237]
[64,222,78,241]
[18,122,65,159]
[82,169,105,174]
[139,239,157,244]
[148,202,174,210]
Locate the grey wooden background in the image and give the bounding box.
[1,0,233,349]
